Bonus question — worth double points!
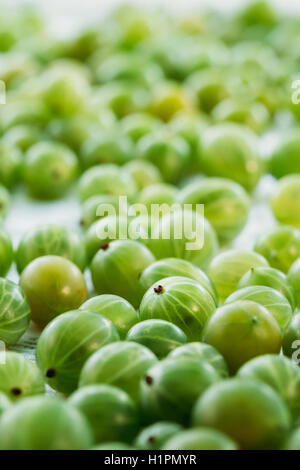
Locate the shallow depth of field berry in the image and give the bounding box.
[1,0,300,451]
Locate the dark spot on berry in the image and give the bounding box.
[148,436,155,444]
[154,285,164,294]
[252,317,258,325]
[80,219,85,227]
[46,368,56,378]
[11,387,22,397]
[101,243,110,251]
[145,375,153,385]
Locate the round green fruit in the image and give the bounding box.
[163,427,238,450]
[254,226,300,274]
[0,352,44,401]
[225,285,293,331]
[202,300,282,373]
[127,319,187,359]
[134,422,183,450]
[238,266,295,310]
[20,255,88,327]
[80,295,138,339]
[168,342,228,378]
[138,258,218,305]
[69,385,139,444]
[0,142,22,188]
[136,183,178,208]
[177,177,250,244]
[192,378,291,450]
[78,164,136,202]
[80,341,158,402]
[199,124,262,192]
[79,194,121,230]
[237,355,300,419]
[269,131,300,178]
[36,309,119,394]
[24,142,78,200]
[139,276,216,341]
[81,131,134,168]
[16,224,86,273]
[91,240,155,308]
[140,357,220,425]
[282,312,300,358]
[0,278,30,346]
[122,160,162,190]
[288,258,300,308]
[148,209,219,271]
[271,175,300,228]
[137,132,190,184]
[0,229,13,277]
[0,396,93,450]
[208,249,269,303]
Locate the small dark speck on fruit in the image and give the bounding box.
[101,243,110,251]
[46,368,56,378]
[154,285,164,294]
[145,375,153,385]
[11,387,22,396]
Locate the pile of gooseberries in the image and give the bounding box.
[2,0,300,452]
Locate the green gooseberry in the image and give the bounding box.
[269,131,300,178]
[16,224,86,273]
[80,294,138,339]
[24,142,78,200]
[271,175,300,228]
[0,396,93,450]
[212,99,269,134]
[78,164,137,202]
[0,351,44,401]
[134,422,183,450]
[139,276,216,341]
[135,183,178,208]
[79,194,121,230]
[0,98,48,131]
[287,258,300,309]
[69,385,139,444]
[36,309,119,394]
[225,285,293,331]
[139,357,220,425]
[0,278,30,346]
[163,428,238,450]
[282,428,300,450]
[185,69,230,114]
[2,124,42,152]
[91,240,155,308]
[199,123,263,192]
[121,113,162,143]
[20,255,88,327]
[138,258,218,306]
[0,392,11,418]
[81,131,134,168]
[137,131,190,184]
[148,209,219,271]
[0,229,13,276]
[254,226,300,273]
[236,0,278,26]
[79,341,158,402]
[150,82,194,122]
[202,300,281,374]
[192,379,291,450]
[238,266,296,310]
[177,177,250,244]
[0,184,10,219]
[84,215,148,263]
[122,160,162,191]
[282,312,300,359]
[0,142,22,188]
[208,249,269,303]
[237,355,300,420]
[168,113,205,172]
[40,60,90,117]
[126,319,187,359]
[168,342,228,378]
